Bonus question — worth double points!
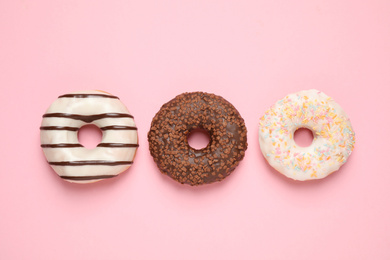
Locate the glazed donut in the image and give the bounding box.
[259,89,355,181]
[148,92,247,186]
[40,90,138,183]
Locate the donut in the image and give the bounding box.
[40,90,138,183]
[148,92,247,186]
[258,89,355,181]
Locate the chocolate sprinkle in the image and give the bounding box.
[148,92,248,186]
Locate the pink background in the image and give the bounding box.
[1,1,390,259]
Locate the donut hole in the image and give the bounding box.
[77,124,103,149]
[294,128,314,147]
[187,128,211,150]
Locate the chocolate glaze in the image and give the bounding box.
[49,160,133,166]
[40,126,79,131]
[41,143,138,148]
[100,125,138,130]
[148,92,247,186]
[58,94,119,99]
[41,144,83,148]
[60,175,117,181]
[40,125,138,131]
[42,113,133,123]
[97,143,139,148]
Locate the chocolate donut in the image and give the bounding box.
[148,92,247,186]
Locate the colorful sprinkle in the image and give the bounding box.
[259,89,355,181]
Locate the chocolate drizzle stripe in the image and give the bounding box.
[49,160,133,166]
[97,143,139,148]
[58,94,119,99]
[100,125,138,131]
[60,175,117,181]
[41,143,138,148]
[40,125,138,131]
[42,113,133,123]
[40,126,79,131]
[41,143,83,148]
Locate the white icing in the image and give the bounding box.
[40,90,138,183]
[258,89,355,181]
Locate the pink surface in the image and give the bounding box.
[1,1,390,259]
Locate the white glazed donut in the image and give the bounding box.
[40,90,138,184]
[259,89,355,181]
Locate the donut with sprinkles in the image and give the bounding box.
[148,92,248,186]
[259,89,355,181]
[40,90,138,183]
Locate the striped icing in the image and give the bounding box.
[40,90,138,183]
[258,89,355,181]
